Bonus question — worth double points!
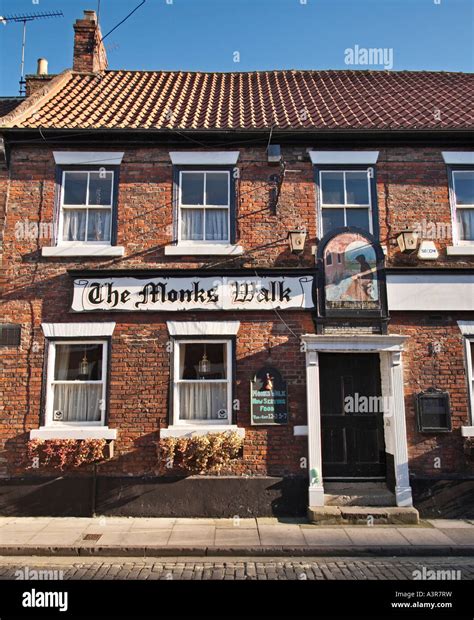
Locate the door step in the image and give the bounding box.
[308,505,419,525]
[324,482,396,507]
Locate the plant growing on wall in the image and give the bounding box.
[158,431,243,475]
[27,438,108,471]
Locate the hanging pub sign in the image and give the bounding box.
[70,273,315,312]
[317,228,387,318]
[251,366,288,425]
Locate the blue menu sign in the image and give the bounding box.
[251,366,288,425]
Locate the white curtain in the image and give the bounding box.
[87,209,111,242]
[181,209,203,240]
[62,210,86,242]
[62,209,111,242]
[181,209,228,241]
[205,209,228,241]
[458,209,474,241]
[53,383,101,422]
[179,383,227,420]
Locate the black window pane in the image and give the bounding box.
[63,173,88,205]
[54,344,103,381]
[346,208,370,231]
[89,172,113,206]
[181,173,204,205]
[0,324,21,346]
[322,208,344,234]
[346,171,369,204]
[321,172,344,204]
[180,343,226,379]
[206,173,228,205]
[454,171,474,205]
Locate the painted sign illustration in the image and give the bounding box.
[323,231,381,312]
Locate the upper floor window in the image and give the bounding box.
[59,170,114,244]
[318,169,374,237]
[451,169,474,244]
[178,170,230,243]
[42,152,124,258]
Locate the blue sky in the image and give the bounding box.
[0,0,473,96]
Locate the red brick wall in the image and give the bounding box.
[390,314,473,476]
[0,144,472,479]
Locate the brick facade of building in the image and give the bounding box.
[0,10,472,517]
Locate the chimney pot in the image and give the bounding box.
[83,10,97,22]
[37,58,48,75]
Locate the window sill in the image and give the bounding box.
[42,245,125,257]
[160,425,245,438]
[164,244,244,256]
[446,246,474,256]
[29,427,117,440]
[461,426,474,438]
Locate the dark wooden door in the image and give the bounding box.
[319,353,386,478]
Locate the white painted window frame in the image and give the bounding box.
[58,170,114,247]
[318,168,373,237]
[464,337,474,425]
[172,339,233,427]
[178,170,231,244]
[44,339,108,428]
[449,169,474,246]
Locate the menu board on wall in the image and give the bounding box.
[251,367,288,425]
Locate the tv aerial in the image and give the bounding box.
[0,10,64,96]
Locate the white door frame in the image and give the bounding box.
[301,334,413,508]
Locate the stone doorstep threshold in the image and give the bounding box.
[0,544,472,558]
[308,506,420,525]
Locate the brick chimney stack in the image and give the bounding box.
[73,9,108,73]
[25,59,53,97]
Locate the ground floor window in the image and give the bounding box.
[45,340,107,425]
[173,339,232,424]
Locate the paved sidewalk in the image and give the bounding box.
[0,516,472,557]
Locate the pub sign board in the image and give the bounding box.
[317,227,387,318]
[251,366,288,425]
[71,275,315,312]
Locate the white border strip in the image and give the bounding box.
[309,151,379,165]
[41,322,116,338]
[30,427,117,440]
[442,152,474,165]
[53,151,124,165]
[387,274,474,311]
[166,321,240,336]
[169,151,240,165]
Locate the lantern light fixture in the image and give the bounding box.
[288,228,307,254]
[79,348,89,376]
[396,227,419,253]
[198,345,211,375]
